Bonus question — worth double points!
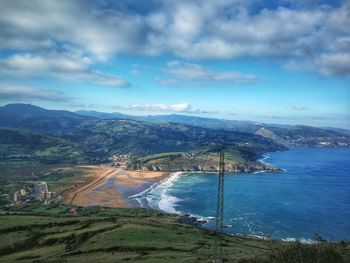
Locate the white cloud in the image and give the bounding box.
[159,61,260,86]
[0,53,130,88]
[0,83,71,102]
[315,53,350,77]
[64,71,130,88]
[0,1,111,59]
[0,0,349,77]
[0,53,91,74]
[119,102,209,114]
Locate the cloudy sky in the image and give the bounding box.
[0,0,349,128]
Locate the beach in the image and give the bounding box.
[64,165,170,208]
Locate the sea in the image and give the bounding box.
[129,147,350,242]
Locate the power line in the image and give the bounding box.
[214,151,225,263]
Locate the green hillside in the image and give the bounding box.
[130,148,280,172]
[0,104,287,166]
[65,118,285,158]
[0,104,91,135]
[0,129,86,163]
[74,108,350,147]
[0,206,348,263]
[1,103,349,174]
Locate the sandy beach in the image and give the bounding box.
[64,166,169,208]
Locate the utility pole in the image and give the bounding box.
[214,152,225,263]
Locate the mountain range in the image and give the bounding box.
[0,104,349,170]
[76,108,350,148]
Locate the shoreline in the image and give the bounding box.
[64,163,282,210]
[33,147,350,243]
[63,167,171,208]
[128,171,185,212]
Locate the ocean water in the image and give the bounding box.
[130,147,350,242]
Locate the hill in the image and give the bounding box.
[0,104,287,167]
[61,118,286,169]
[0,206,348,263]
[2,104,349,149]
[75,110,133,120]
[75,110,265,132]
[0,128,87,163]
[0,104,92,135]
[74,108,350,147]
[267,125,350,147]
[0,104,349,169]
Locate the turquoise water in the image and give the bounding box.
[131,147,350,242]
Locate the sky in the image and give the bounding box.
[0,0,349,128]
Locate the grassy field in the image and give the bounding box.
[0,206,349,263]
[133,149,247,171]
[132,147,277,173]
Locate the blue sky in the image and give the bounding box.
[0,0,349,128]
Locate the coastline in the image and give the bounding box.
[141,169,326,244]
[63,153,282,210]
[60,147,350,242]
[64,162,282,210]
[65,164,324,245]
[64,166,170,208]
[128,171,185,212]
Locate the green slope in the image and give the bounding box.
[0,118,287,165]
[0,206,348,263]
[0,128,86,163]
[2,103,349,169]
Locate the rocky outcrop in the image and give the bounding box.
[178,214,207,226]
[138,161,282,173]
[255,127,289,146]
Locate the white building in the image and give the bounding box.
[33,182,48,200]
[34,182,48,194]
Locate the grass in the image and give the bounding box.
[78,223,200,251]
[135,150,246,171]
[0,160,55,181]
[0,206,348,262]
[44,170,90,193]
[43,171,77,182]
[0,231,28,250]
[0,214,90,230]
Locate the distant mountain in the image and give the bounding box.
[75,110,133,120]
[64,118,285,158]
[0,104,349,166]
[266,125,350,147]
[0,104,92,134]
[74,108,350,147]
[322,127,350,136]
[0,104,288,164]
[75,110,251,128]
[75,110,265,132]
